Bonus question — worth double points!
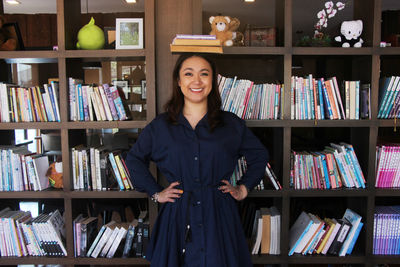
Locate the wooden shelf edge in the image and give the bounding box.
[66,120,148,129]
[0,50,59,59]
[288,188,369,197]
[222,46,286,55]
[65,49,146,58]
[0,122,64,129]
[0,190,65,199]
[70,190,148,198]
[0,257,149,265]
[292,47,373,55]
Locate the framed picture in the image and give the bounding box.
[103,26,116,49]
[3,22,24,50]
[116,18,143,49]
[141,80,146,100]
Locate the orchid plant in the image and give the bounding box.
[314,1,346,38]
[297,1,346,46]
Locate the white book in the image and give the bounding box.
[50,81,61,122]
[294,213,321,253]
[90,147,97,191]
[100,227,120,257]
[94,87,107,121]
[86,86,94,121]
[251,217,263,254]
[90,221,116,258]
[32,155,50,191]
[89,91,101,121]
[99,86,114,121]
[106,225,128,258]
[321,218,341,255]
[339,208,362,256]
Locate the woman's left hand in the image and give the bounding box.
[218,180,248,201]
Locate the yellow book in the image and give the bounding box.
[173,38,221,46]
[170,44,223,54]
[114,154,130,190]
[316,218,336,254]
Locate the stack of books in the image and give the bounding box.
[75,213,149,258]
[378,76,400,119]
[0,82,61,122]
[69,78,128,122]
[290,75,370,120]
[0,146,51,192]
[290,143,365,190]
[289,208,363,256]
[230,156,281,190]
[218,74,283,120]
[170,34,223,53]
[375,144,400,188]
[71,146,132,191]
[374,206,400,255]
[250,206,281,255]
[0,208,67,257]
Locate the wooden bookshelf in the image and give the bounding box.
[0,0,157,264]
[0,0,400,266]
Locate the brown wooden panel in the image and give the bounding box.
[26,14,54,48]
[156,0,196,113]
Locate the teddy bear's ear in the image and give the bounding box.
[224,16,231,24]
[209,16,215,24]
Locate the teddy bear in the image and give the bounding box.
[334,20,364,48]
[0,15,18,51]
[209,16,244,46]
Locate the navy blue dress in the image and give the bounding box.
[126,111,269,267]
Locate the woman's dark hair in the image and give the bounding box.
[164,53,222,131]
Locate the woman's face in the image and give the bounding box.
[178,56,213,106]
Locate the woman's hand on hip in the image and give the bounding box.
[218,180,248,201]
[158,181,183,203]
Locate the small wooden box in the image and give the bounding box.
[244,25,276,47]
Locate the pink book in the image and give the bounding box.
[241,82,254,119]
[376,146,387,188]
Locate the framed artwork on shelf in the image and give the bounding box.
[141,80,146,100]
[115,18,143,49]
[103,26,116,49]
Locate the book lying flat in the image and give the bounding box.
[170,44,223,54]
[173,38,221,46]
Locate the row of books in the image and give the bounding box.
[375,144,400,188]
[230,157,281,190]
[68,78,128,122]
[170,34,223,54]
[374,206,400,255]
[71,146,132,191]
[0,146,51,192]
[250,206,281,255]
[291,76,371,120]
[0,82,60,122]
[290,143,365,190]
[378,76,400,119]
[0,208,66,257]
[289,208,363,257]
[218,74,283,120]
[74,216,149,258]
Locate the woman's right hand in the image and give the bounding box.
[157,181,183,203]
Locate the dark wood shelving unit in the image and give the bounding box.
[0,0,399,266]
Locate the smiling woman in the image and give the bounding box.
[125,53,269,267]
